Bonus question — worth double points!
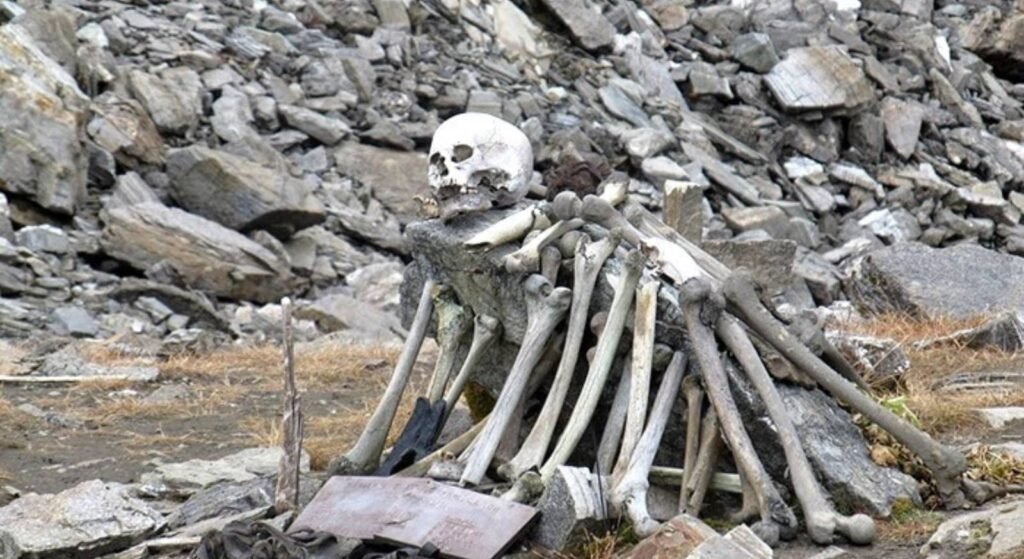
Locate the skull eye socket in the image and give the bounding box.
[452,144,474,163]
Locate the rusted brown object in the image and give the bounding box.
[290,477,538,559]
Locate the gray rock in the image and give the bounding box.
[765,46,874,112]
[110,279,231,332]
[825,331,910,383]
[537,0,615,52]
[165,476,274,529]
[795,249,842,305]
[532,466,608,551]
[703,238,796,296]
[686,62,733,99]
[921,499,1024,559]
[101,203,297,304]
[347,262,404,313]
[0,480,164,559]
[334,142,428,224]
[858,208,921,244]
[732,32,778,73]
[279,105,350,145]
[845,242,1024,319]
[107,173,161,210]
[127,68,202,136]
[917,312,1024,352]
[35,342,159,381]
[140,448,310,498]
[16,225,70,254]
[87,93,165,166]
[0,24,88,216]
[974,407,1024,429]
[52,306,98,338]
[721,206,790,238]
[142,384,191,406]
[167,146,325,238]
[295,293,404,342]
[881,97,923,159]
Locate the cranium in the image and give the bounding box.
[428,112,534,221]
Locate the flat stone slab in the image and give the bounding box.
[846,242,1024,319]
[140,447,309,497]
[0,480,164,558]
[765,46,874,112]
[290,476,538,559]
[974,407,1024,429]
[921,499,1024,558]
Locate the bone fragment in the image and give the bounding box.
[461,275,571,485]
[499,233,621,480]
[442,314,501,426]
[679,374,704,512]
[540,245,562,284]
[596,357,632,475]
[611,351,687,536]
[330,279,436,475]
[426,286,472,404]
[539,249,646,482]
[504,218,584,273]
[719,314,876,545]
[612,276,659,480]
[722,272,968,508]
[649,467,741,495]
[464,204,552,250]
[681,277,796,545]
[686,408,723,516]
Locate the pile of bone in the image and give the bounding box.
[327,114,1002,549]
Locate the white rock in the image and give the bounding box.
[974,407,1024,429]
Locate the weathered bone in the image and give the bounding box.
[540,245,562,284]
[539,249,645,482]
[331,279,436,475]
[722,272,969,508]
[426,286,472,404]
[499,232,620,480]
[681,277,797,545]
[611,351,687,537]
[394,417,487,478]
[596,358,632,475]
[612,276,659,480]
[442,314,501,427]
[686,408,723,516]
[679,374,704,512]
[461,275,571,485]
[504,218,584,273]
[464,204,552,250]
[718,315,876,545]
[649,467,742,495]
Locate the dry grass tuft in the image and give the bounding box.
[551,523,638,559]
[838,313,1024,435]
[0,397,32,431]
[877,498,945,542]
[966,444,1024,485]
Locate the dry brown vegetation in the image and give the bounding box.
[836,313,1024,436]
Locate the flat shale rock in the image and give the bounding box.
[127,68,202,136]
[0,480,164,559]
[100,203,297,303]
[921,499,1024,559]
[765,46,874,112]
[167,146,325,238]
[140,448,310,498]
[536,0,615,52]
[295,293,404,342]
[846,242,1024,319]
[0,23,88,216]
[334,142,428,224]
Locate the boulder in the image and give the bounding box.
[921,499,1024,558]
[295,293,405,342]
[536,0,615,52]
[846,242,1024,319]
[87,93,165,166]
[334,142,428,224]
[765,46,874,112]
[127,68,202,136]
[167,146,324,238]
[0,23,88,216]
[0,480,164,558]
[100,202,297,303]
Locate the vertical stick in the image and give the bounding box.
[275,297,303,514]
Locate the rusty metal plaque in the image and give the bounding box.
[289,476,538,559]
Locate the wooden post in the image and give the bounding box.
[275,297,303,514]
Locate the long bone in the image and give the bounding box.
[426,286,472,404]
[464,204,552,250]
[596,357,632,475]
[330,279,437,475]
[461,275,571,486]
[722,272,968,508]
[577,196,705,285]
[610,351,687,537]
[679,374,704,512]
[686,408,723,516]
[718,315,876,545]
[611,275,659,480]
[499,232,621,480]
[539,249,646,482]
[681,277,797,546]
[504,218,584,273]
[442,314,501,427]
[540,245,562,284]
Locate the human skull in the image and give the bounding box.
[428,112,534,221]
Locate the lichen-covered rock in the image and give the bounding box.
[0,480,164,558]
[0,23,88,216]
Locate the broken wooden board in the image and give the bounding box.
[289,476,538,559]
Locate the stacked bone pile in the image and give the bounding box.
[334,112,1005,550]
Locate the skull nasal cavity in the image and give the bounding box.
[452,144,474,162]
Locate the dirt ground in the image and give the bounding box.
[2,322,1024,559]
